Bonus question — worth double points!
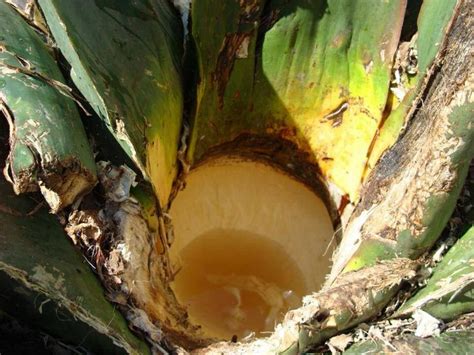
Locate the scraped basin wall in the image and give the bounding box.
[168,158,335,338]
[170,158,334,289]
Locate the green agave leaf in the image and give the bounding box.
[341,92,473,274]
[0,274,127,354]
[38,0,184,206]
[0,1,97,212]
[189,0,406,200]
[0,173,149,354]
[397,227,474,320]
[331,1,473,276]
[344,331,474,354]
[366,0,459,174]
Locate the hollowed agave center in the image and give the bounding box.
[169,158,334,340]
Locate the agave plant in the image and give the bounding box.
[0,0,472,353]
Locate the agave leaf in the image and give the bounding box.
[0,1,97,212]
[189,0,406,201]
[344,331,474,354]
[271,4,474,348]
[0,173,149,354]
[366,0,460,175]
[0,274,128,354]
[37,0,184,206]
[5,0,51,39]
[328,1,473,279]
[396,227,474,320]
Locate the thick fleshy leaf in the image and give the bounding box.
[328,1,473,279]
[0,173,149,354]
[396,227,474,320]
[0,1,97,212]
[366,0,460,175]
[344,331,474,354]
[38,0,184,206]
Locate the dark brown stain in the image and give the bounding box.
[212,1,261,109]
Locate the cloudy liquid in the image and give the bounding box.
[171,229,307,341]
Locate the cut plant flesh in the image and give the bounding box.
[169,159,334,340]
[0,0,473,353]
